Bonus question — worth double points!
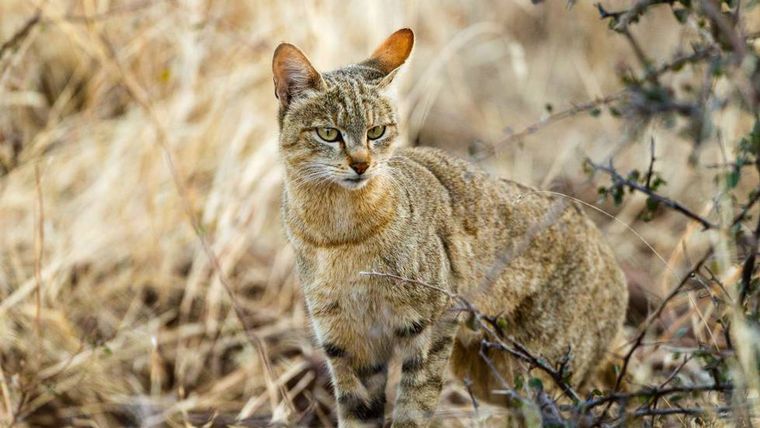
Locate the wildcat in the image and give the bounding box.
[273,28,627,427]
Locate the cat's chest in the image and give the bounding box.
[292,229,399,282]
[300,246,416,346]
[301,246,404,312]
[303,245,396,305]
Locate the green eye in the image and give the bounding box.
[367,125,386,140]
[316,127,340,142]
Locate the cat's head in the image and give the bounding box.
[272,29,413,190]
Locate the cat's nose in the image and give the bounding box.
[350,162,369,175]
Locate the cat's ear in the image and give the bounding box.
[272,43,325,108]
[362,28,414,86]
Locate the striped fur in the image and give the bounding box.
[274,28,628,427]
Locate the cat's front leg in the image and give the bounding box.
[391,316,458,428]
[320,339,389,428]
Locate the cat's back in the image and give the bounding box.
[393,146,516,198]
[392,146,598,231]
[390,146,623,298]
[390,146,546,236]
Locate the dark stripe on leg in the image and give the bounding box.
[400,370,442,388]
[425,373,443,389]
[322,342,346,358]
[357,362,387,378]
[339,393,386,422]
[395,320,428,338]
[428,335,453,356]
[402,355,425,372]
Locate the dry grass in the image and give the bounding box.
[0,1,758,426]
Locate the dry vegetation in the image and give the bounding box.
[0,0,759,426]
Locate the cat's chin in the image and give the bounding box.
[339,176,372,190]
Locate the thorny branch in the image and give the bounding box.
[648,353,693,415]
[622,27,656,75]
[521,1,760,161]
[596,250,712,424]
[417,0,756,425]
[600,0,675,32]
[699,0,747,58]
[633,406,732,417]
[731,190,760,227]
[586,382,733,410]
[362,264,736,425]
[491,36,726,152]
[360,271,583,403]
[481,339,581,403]
[611,251,711,392]
[495,93,623,147]
[645,44,718,79]
[587,159,718,230]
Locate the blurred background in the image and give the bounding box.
[1,1,758,426]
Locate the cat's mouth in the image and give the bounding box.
[340,176,370,189]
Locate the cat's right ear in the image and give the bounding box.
[362,28,414,87]
[272,43,325,108]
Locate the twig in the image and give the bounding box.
[463,377,479,416]
[495,93,624,147]
[645,137,656,190]
[599,251,711,421]
[603,0,675,32]
[645,45,717,80]
[0,12,40,61]
[739,210,760,305]
[477,345,512,393]
[632,406,732,417]
[594,3,624,20]
[699,0,746,57]
[730,189,760,227]
[615,253,709,389]
[482,340,581,403]
[492,41,719,151]
[588,159,718,230]
[646,353,694,424]
[586,382,732,410]
[33,163,44,334]
[492,38,726,152]
[534,384,566,426]
[659,354,693,389]
[621,28,654,74]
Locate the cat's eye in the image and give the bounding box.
[315,127,341,142]
[367,125,386,140]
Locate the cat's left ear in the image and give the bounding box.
[272,43,325,108]
[362,28,414,87]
